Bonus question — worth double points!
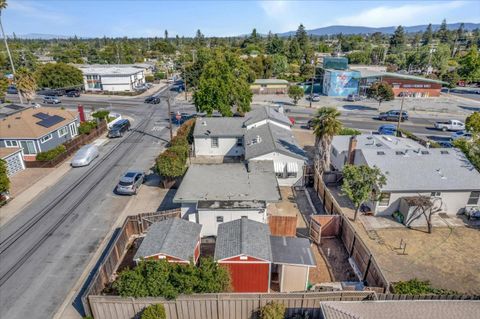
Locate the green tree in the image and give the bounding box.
[366,81,395,109]
[271,54,288,76]
[0,159,10,194]
[441,70,460,89]
[458,45,480,83]
[35,62,83,89]
[295,24,309,56]
[141,304,166,319]
[348,51,370,64]
[16,67,37,103]
[266,33,284,55]
[311,107,342,173]
[466,112,480,134]
[287,38,302,63]
[437,19,450,44]
[422,24,433,46]
[156,147,187,179]
[389,26,406,53]
[259,302,286,319]
[342,164,387,221]
[193,51,252,116]
[287,85,304,105]
[0,74,8,101]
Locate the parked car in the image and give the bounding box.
[345,94,363,102]
[7,85,18,94]
[108,119,131,138]
[43,96,61,104]
[71,144,99,167]
[434,120,465,131]
[307,119,315,129]
[115,171,145,195]
[378,110,409,122]
[144,96,160,104]
[66,90,80,97]
[306,94,321,102]
[378,124,397,136]
[451,130,472,141]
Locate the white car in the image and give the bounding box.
[434,120,465,131]
[451,130,472,141]
[71,144,99,167]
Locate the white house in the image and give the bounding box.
[193,106,306,186]
[173,161,281,237]
[331,135,480,217]
[78,65,145,92]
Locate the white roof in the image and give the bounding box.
[332,134,424,154]
[79,66,143,76]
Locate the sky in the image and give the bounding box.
[3,0,479,38]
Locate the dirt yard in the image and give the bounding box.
[308,245,334,284]
[319,238,357,282]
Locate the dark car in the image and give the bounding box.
[66,90,80,97]
[307,119,315,129]
[378,110,409,122]
[7,86,18,94]
[144,96,160,104]
[378,124,397,135]
[345,94,363,102]
[108,119,131,138]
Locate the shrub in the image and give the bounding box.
[0,159,10,193]
[392,279,458,295]
[145,75,155,83]
[91,110,110,120]
[141,304,166,319]
[36,145,67,162]
[338,127,361,136]
[288,85,304,105]
[260,302,286,319]
[154,72,166,80]
[78,121,97,135]
[156,149,187,178]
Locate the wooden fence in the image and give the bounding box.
[81,209,181,316]
[89,291,375,319]
[268,215,297,237]
[25,122,107,168]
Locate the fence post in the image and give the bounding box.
[349,235,356,257]
[362,254,372,282]
[322,188,326,211]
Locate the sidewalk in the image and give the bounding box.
[80,82,168,100]
[0,162,71,227]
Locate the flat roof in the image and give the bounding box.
[270,236,316,267]
[78,66,143,76]
[253,79,289,85]
[351,68,447,84]
[197,200,266,210]
[332,134,424,154]
[173,161,281,203]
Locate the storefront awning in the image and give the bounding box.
[274,162,286,173]
[287,162,298,174]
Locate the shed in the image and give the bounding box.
[133,218,202,264]
[214,218,272,292]
[270,236,316,292]
[251,79,289,94]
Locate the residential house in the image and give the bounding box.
[331,135,480,217]
[133,218,202,264]
[173,161,281,237]
[0,107,79,161]
[270,236,316,292]
[0,148,25,176]
[77,65,145,92]
[193,117,245,157]
[250,79,289,94]
[214,218,272,293]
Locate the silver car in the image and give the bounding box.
[115,171,145,195]
[71,144,99,167]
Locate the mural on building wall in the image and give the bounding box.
[323,70,360,97]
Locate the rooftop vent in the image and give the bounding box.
[441,150,449,155]
[377,151,385,155]
[252,135,262,144]
[202,121,207,126]
[421,150,430,155]
[395,151,404,155]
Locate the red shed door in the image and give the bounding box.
[222,262,270,292]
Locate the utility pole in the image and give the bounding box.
[183,64,187,101]
[309,58,315,108]
[396,93,405,137]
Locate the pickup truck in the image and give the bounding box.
[434,120,465,131]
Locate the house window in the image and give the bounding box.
[58,126,68,137]
[241,216,248,219]
[430,192,441,197]
[236,138,243,146]
[240,256,248,260]
[467,191,480,205]
[19,140,37,155]
[332,147,338,157]
[5,140,18,148]
[40,134,52,144]
[211,137,219,148]
[69,122,78,137]
[287,171,297,178]
[378,193,391,206]
[216,216,224,223]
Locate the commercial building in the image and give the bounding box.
[0,107,79,161]
[322,69,361,97]
[250,79,289,94]
[77,65,145,92]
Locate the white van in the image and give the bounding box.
[71,144,99,167]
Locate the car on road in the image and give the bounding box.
[7,85,18,94]
[306,94,321,102]
[378,124,397,136]
[71,144,99,167]
[306,118,315,129]
[43,96,61,104]
[434,119,465,131]
[65,90,81,97]
[451,130,472,141]
[144,96,160,104]
[115,171,145,195]
[344,94,363,102]
[107,119,131,138]
[378,110,409,122]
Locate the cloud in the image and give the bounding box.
[8,0,72,24]
[335,1,468,27]
[258,0,304,32]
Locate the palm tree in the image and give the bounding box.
[0,0,23,103]
[312,107,342,173]
[16,68,37,103]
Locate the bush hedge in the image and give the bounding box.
[392,279,458,295]
[259,302,286,319]
[145,75,155,83]
[78,121,98,135]
[141,304,166,319]
[154,72,166,80]
[36,145,67,161]
[338,127,361,136]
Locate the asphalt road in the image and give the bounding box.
[443,87,480,102]
[0,88,178,318]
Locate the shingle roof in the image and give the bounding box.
[359,148,480,192]
[173,161,281,203]
[270,236,316,266]
[193,117,245,138]
[243,106,292,127]
[214,218,272,261]
[244,123,306,160]
[0,107,77,139]
[320,301,480,319]
[0,147,22,159]
[134,218,202,261]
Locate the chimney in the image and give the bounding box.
[347,136,357,165]
[77,104,86,123]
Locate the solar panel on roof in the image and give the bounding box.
[33,112,50,120]
[36,115,65,128]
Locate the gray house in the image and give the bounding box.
[0,107,79,161]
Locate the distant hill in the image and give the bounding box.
[279,22,480,37]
